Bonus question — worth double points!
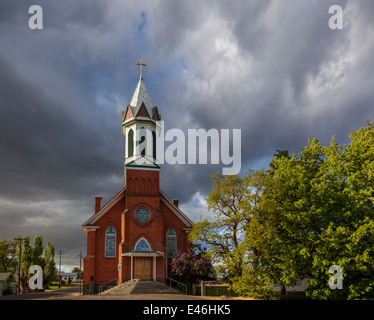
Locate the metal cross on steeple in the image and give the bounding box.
[136,59,147,79]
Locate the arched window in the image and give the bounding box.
[152,130,156,160]
[135,238,151,251]
[166,228,177,258]
[128,129,134,158]
[140,127,146,156]
[105,226,116,257]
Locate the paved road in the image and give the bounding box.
[0,286,229,300]
[53,293,215,300]
[0,286,80,300]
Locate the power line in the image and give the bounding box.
[57,250,64,289]
[14,237,23,295]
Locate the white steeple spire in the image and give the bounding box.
[129,59,154,115]
[129,77,155,115]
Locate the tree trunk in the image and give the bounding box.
[281,284,286,296]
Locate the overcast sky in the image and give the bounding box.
[0,0,373,271]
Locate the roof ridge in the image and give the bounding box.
[82,188,193,228]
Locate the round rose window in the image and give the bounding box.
[134,207,151,223]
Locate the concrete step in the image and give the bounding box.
[98,279,183,295]
[98,279,139,295]
[131,280,183,294]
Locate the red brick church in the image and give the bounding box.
[82,61,193,293]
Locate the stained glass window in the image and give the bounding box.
[105,226,116,257]
[135,238,151,251]
[166,228,177,258]
[135,207,151,223]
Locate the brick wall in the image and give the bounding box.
[83,168,190,291]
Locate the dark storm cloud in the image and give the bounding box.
[0,52,121,201]
[145,0,373,205]
[0,0,373,269]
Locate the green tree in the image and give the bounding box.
[189,173,251,280]
[236,169,278,298]
[255,121,374,299]
[0,239,18,272]
[191,122,373,299]
[264,140,325,293]
[306,122,374,299]
[43,242,56,287]
[19,236,34,292]
[16,235,57,293]
[33,235,45,270]
[189,170,276,298]
[71,266,83,279]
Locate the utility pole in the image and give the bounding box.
[14,237,23,295]
[79,249,82,294]
[57,250,64,289]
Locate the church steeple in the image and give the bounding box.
[122,60,161,173]
[129,77,155,117]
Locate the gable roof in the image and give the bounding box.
[159,190,193,228]
[0,273,15,282]
[82,187,126,227]
[82,188,193,228]
[122,105,135,122]
[152,107,161,121]
[135,102,151,119]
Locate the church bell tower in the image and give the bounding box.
[121,59,162,195]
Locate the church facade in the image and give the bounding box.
[82,65,193,294]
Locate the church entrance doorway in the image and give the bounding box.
[134,257,152,279]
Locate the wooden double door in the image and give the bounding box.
[134,257,152,279]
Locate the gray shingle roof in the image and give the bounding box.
[0,273,15,282]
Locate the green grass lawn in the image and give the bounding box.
[277,292,310,300]
[205,286,238,297]
[204,286,310,300]
[44,282,79,292]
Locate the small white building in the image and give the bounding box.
[60,272,79,283]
